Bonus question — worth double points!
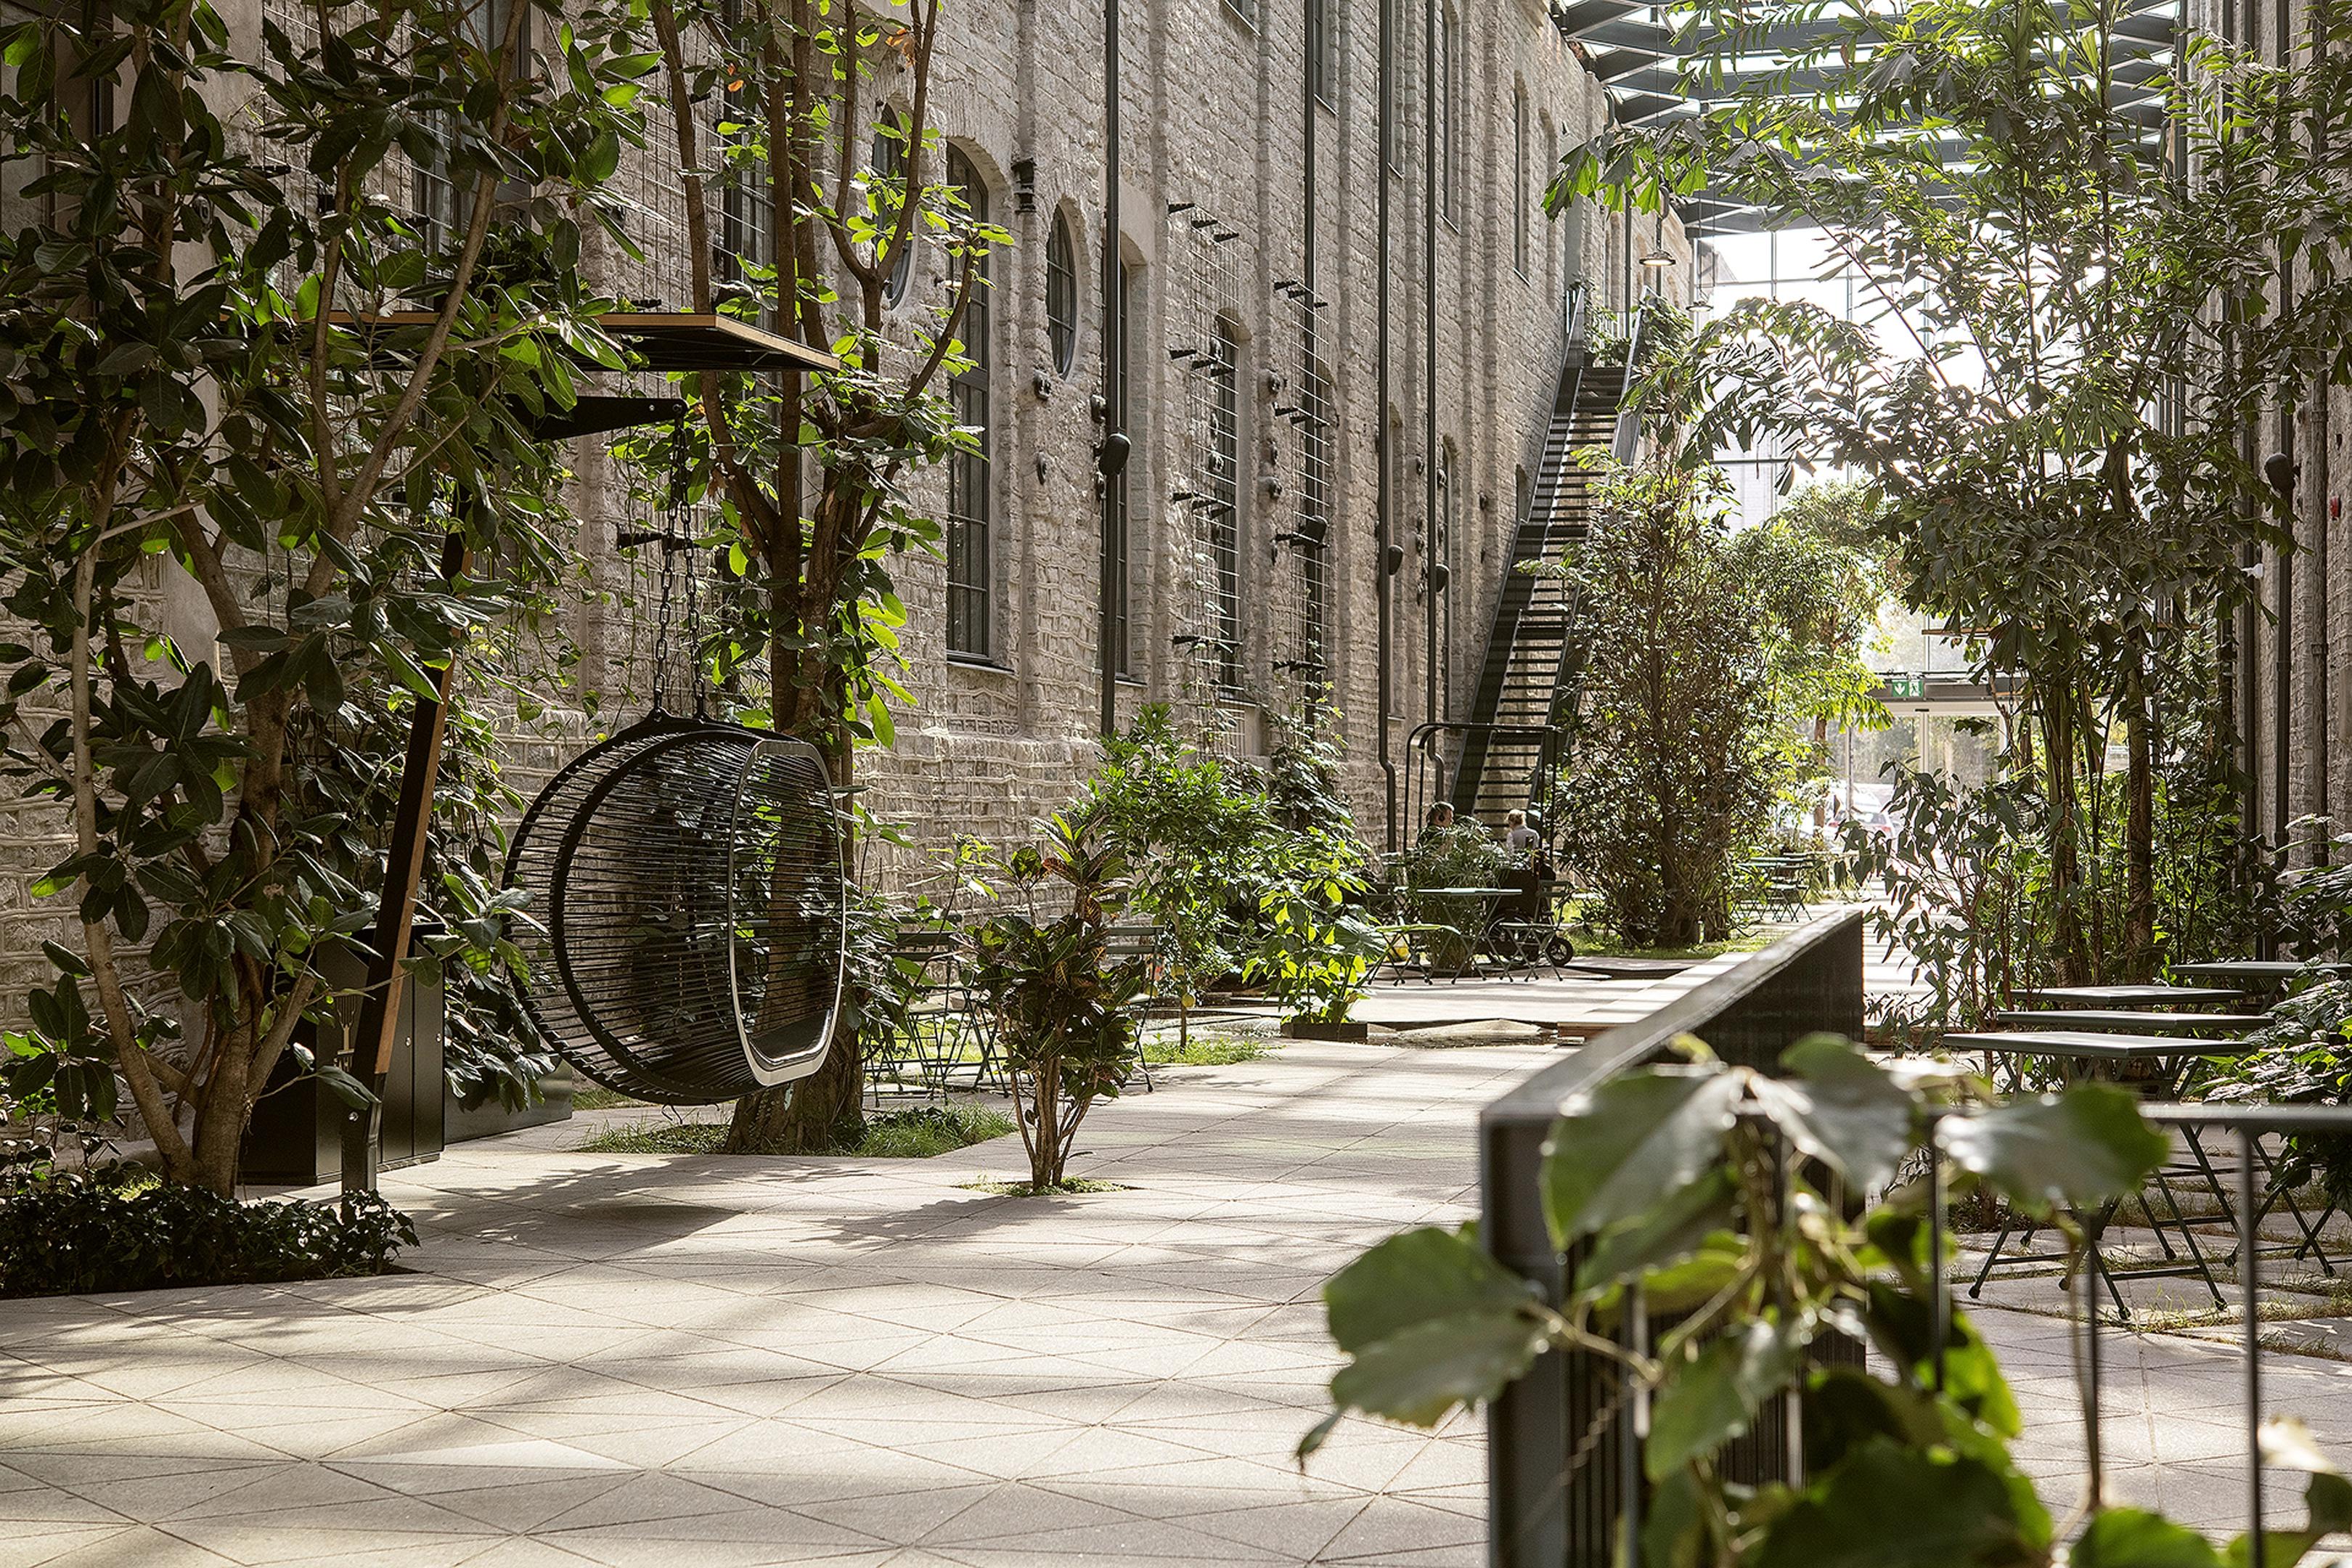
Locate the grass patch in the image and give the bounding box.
[959,1177,1131,1196]
[576,1103,1013,1159]
[576,1120,726,1154]
[855,1105,1016,1157]
[1140,1033,1278,1068]
[1567,930,1778,961]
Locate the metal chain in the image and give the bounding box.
[682,505,707,721]
[648,508,678,712]
[645,415,693,715]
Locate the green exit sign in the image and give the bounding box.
[1886,672,1927,699]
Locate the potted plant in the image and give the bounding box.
[1249,865,1390,1042]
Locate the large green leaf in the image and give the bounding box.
[1937,1085,2166,1215]
[1646,1316,1805,1480]
[1541,1068,1742,1249]
[1323,1224,1539,1353]
[1326,1309,1551,1431]
[2218,1424,2352,1567]
[2074,1510,2224,1568]
[1859,1285,2021,1438]
[1752,1437,2036,1568]
[1573,1167,1739,1299]
[1637,1234,1750,1317]
[1750,1033,1917,1191]
[1309,1225,1551,1455]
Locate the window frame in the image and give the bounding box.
[944,147,995,660]
[1045,211,1079,377]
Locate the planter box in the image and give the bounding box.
[445,1069,576,1144]
[240,940,444,1185]
[1282,1018,1371,1042]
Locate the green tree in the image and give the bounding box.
[0,0,652,1193]
[1556,459,1784,947]
[1086,707,1273,1048]
[1557,0,2352,981]
[632,0,1005,1153]
[1726,481,1895,827]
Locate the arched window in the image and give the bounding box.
[870,109,915,308]
[1045,211,1079,377]
[945,147,992,658]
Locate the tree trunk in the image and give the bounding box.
[2122,643,2157,981]
[2039,685,2093,985]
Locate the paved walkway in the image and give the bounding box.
[0,1042,1549,1568]
[8,959,2352,1565]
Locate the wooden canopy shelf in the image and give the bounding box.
[327,310,838,374]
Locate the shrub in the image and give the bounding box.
[0,1177,415,1298]
[968,811,1150,1191]
[1553,460,1784,947]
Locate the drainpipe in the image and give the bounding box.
[1095,0,1124,738]
[1376,0,1397,851]
[1301,0,1321,729]
[1422,0,1440,733]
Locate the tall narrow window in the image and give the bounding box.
[1437,8,1458,224]
[945,148,992,658]
[1512,86,1529,277]
[1045,212,1079,376]
[1307,0,1338,107]
[870,109,915,308]
[1108,258,1133,675]
[714,49,769,309]
[1209,319,1244,691]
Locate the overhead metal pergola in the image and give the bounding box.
[1547,0,2182,232]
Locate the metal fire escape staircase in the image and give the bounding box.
[1449,291,1644,825]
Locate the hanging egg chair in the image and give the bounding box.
[505,710,847,1104]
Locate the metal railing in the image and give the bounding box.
[1479,910,2352,1566]
[1481,908,1865,1566]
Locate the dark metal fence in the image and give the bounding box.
[1479,907,2352,1567]
[1480,908,1866,1566]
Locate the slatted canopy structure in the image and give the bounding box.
[1547,0,2182,232]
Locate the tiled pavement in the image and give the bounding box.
[0,1041,1546,1568]
[7,1003,2352,1566]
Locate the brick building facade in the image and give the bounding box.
[0,0,1678,1008]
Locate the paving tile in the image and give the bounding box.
[25,1028,2320,1568]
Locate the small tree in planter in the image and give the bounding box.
[1246,869,1389,1040]
[968,812,1149,1193]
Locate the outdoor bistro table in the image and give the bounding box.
[1410,889,1518,980]
[1943,1030,2333,1315]
[1990,1010,2274,1036]
[2011,984,2248,1009]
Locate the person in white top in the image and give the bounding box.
[1503,809,1540,854]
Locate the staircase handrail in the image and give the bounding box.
[1609,295,1651,465]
